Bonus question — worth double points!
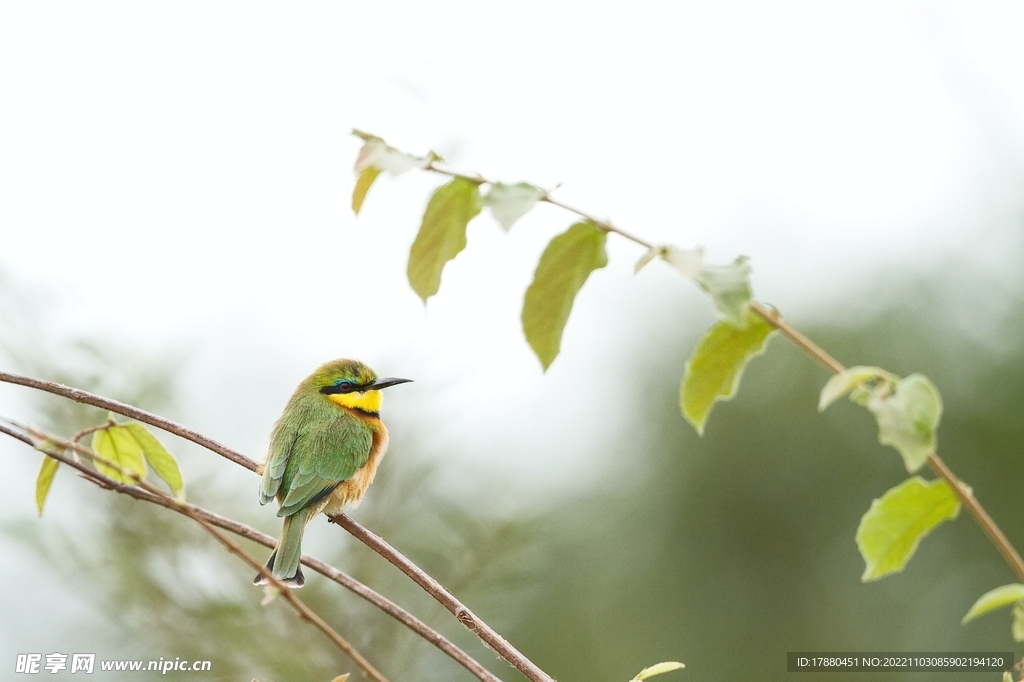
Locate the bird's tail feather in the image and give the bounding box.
[253,513,305,588]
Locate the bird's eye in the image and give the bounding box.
[336,381,353,392]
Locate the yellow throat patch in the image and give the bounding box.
[327,389,382,414]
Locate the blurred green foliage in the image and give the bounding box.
[2,267,1023,681]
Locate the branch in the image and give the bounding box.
[748,302,1024,584]
[0,371,256,472]
[0,371,514,682]
[426,162,655,250]
[399,156,1024,588]
[1,423,389,682]
[331,514,553,682]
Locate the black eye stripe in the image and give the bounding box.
[319,380,362,395]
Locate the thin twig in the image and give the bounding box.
[928,454,1024,582]
[418,158,1024,588]
[425,162,656,249]
[196,516,390,682]
[0,377,505,682]
[748,302,1024,583]
[11,424,390,682]
[430,159,1024,587]
[748,302,845,375]
[0,370,257,472]
[332,514,555,682]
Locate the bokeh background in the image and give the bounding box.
[2,2,1023,681]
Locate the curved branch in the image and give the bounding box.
[331,514,553,682]
[0,422,502,682]
[1,424,389,682]
[0,372,523,681]
[749,302,1024,584]
[0,370,256,472]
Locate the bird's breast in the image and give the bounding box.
[323,423,389,515]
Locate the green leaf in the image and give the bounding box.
[125,423,185,500]
[962,584,1024,624]
[866,374,942,473]
[91,426,147,484]
[482,182,544,231]
[631,662,685,680]
[351,166,381,215]
[680,309,775,434]
[818,366,892,411]
[660,246,753,326]
[35,456,60,517]
[521,221,608,370]
[407,177,482,302]
[857,476,960,581]
[1013,604,1024,642]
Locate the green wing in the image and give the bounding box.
[260,411,300,506]
[273,413,373,518]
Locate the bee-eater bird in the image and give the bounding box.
[255,359,411,588]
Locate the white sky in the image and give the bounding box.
[1,1,1023,493]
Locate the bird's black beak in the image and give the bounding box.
[369,377,413,390]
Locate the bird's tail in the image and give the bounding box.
[253,513,305,588]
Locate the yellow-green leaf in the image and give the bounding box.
[632,661,685,680]
[482,182,544,231]
[962,584,1024,624]
[521,221,608,370]
[92,426,147,484]
[351,166,381,215]
[866,374,942,473]
[125,423,185,500]
[857,476,959,581]
[407,177,482,302]
[818,366,892,411]
[680,309,774,434]
[35,456,60,517]
[1013,604,1024,642]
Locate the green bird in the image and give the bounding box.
[255,359,411,587]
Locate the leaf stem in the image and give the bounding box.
[925,451,1024,584]
[381,134,1024,616]
[747,303,1024,583]
[424,162,656,249]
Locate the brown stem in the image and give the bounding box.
[194,516,391,682]
[332,514,555,682]
[424,163,656,250]
[926,452,1024,584]
[4,424,390,682]
[0,370,257,472]
[748,301,1024,583]
[3,423,504,682]
[0,372,512,681]
[749,301,845,374]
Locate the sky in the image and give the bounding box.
[1,0,1023,490]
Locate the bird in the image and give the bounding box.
[255,359,411,588]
